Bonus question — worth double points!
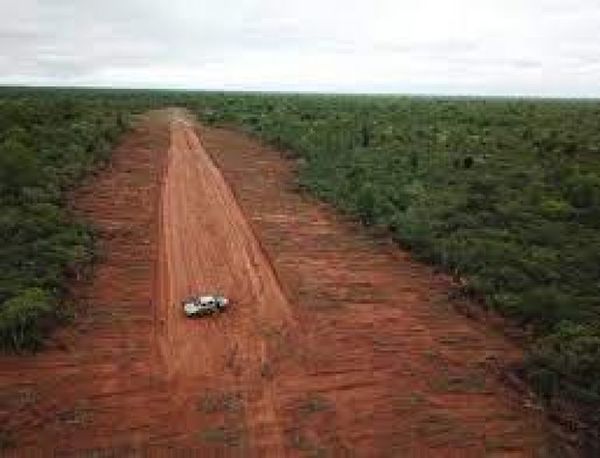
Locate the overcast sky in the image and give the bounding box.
[1,0,600,96]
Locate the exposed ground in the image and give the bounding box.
[0,108,554,456]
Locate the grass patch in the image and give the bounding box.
[415,412,478,448]
[198,425,244,448]
[55,402,92,426]
[260,361,274,379]
[297,394,332,418]
[430,371,488,394]
[197,390,243,414]
[289,429,328,458]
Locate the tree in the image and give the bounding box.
[0,138,41,197]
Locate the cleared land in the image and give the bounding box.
[0,109,554,455]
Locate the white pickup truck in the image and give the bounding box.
[182,295,230,317]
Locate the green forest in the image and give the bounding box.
[1,88,599,424]
[0,89,130,350]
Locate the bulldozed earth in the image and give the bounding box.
[0,109,556,455]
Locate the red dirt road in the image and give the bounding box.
[0,109,556,456]
[157,109,292,454]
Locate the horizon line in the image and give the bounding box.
[1,83,599,101]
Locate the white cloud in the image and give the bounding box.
[0,0,599,96]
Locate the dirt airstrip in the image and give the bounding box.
[0,108,555,456]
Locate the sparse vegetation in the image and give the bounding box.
[288,428,328,458]
[416,412,478,448]
[260,361,274,379]
[430,371,488,394]
[297,394,331,417]
[55,401,92,426]
[197,390,243,414]
[198,425,244,447]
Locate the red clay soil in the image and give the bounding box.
[0,108,557,456]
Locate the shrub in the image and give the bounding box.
[0,288,53,351]
[526,323,600,402]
